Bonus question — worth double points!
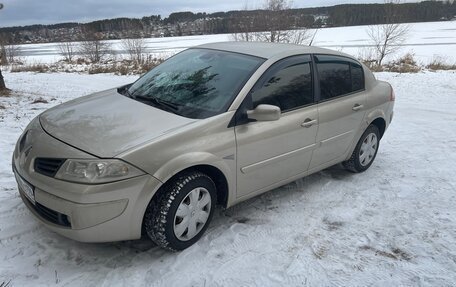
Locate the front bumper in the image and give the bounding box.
[13,117,162,242]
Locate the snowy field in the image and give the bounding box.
[1,68,456,286]
[18,20,456,65]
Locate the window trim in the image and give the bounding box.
[230,54,316,127]
[249,54,316,112]
[229,53,367,127]
[312,54,366,103]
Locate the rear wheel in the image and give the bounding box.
[144,171,216,251]
[343,125,380,173]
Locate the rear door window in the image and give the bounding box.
[315,55,365,101]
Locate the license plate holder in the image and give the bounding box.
[14,171,35,205]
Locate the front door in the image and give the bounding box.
[235,55,318,198]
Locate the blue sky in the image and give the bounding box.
[0,0,419,27]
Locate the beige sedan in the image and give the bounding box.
[13,42,394,250]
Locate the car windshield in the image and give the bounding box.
[126,48,264,119]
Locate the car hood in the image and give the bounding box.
[39,88,196,158]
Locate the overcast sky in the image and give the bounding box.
[0,0,419,27]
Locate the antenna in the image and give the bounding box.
[308,28,319,46]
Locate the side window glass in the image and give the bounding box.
[252,62,313,112]
[351,63,364,92]
[315,55,365,101]
[317,62,351,100]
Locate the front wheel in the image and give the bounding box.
[343,125,380,173]
[144,171,216,251]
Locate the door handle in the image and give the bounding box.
[352,104,364,111]
[301,118,317,128]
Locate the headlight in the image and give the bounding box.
[55,159,144,184]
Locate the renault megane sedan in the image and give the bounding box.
[13,42,395,250]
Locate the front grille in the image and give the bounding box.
[34,158,65,177]
[21,194,72,228]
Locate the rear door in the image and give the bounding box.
[309,54,367,170]
[234,55,318,198]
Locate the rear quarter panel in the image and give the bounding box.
[365,80,394,127]
[344,70,394,161]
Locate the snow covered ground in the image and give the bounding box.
[1,69,456,286]
[18,20,456,66]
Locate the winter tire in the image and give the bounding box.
[144,171,216,251]
[343,124,380,173]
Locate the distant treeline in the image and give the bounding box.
[327,1,455,26]
[0,1,455,44]
[0,15,162,36]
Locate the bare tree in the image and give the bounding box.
[232,0,311,45]
[232,31,252,42]
[57,41,76,62]
[0,3,8,93]
[367,0,409,67]
[121,38,146,64]
[232,3,256,42]
[0,64,6,92]
[0,43,6,65]
[256,0,295,43]
[289,30,312,45]
[79,33,111,63]
[0,42,21,65]
[6,44,21,63]
[0,40,8,92]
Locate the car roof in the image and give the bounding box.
[195,41,355,60]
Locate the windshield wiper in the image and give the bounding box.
[134,95,180,113]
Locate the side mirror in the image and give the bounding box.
[247,104,281,122]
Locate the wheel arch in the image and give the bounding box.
[138,152,233,237]
[140,162,230,236]
[345,114,387,162]
[176,164,229,208]
[370,117,386,139]
[156,164,229,207]
[152,152,232,204]
[366,109,387,138]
